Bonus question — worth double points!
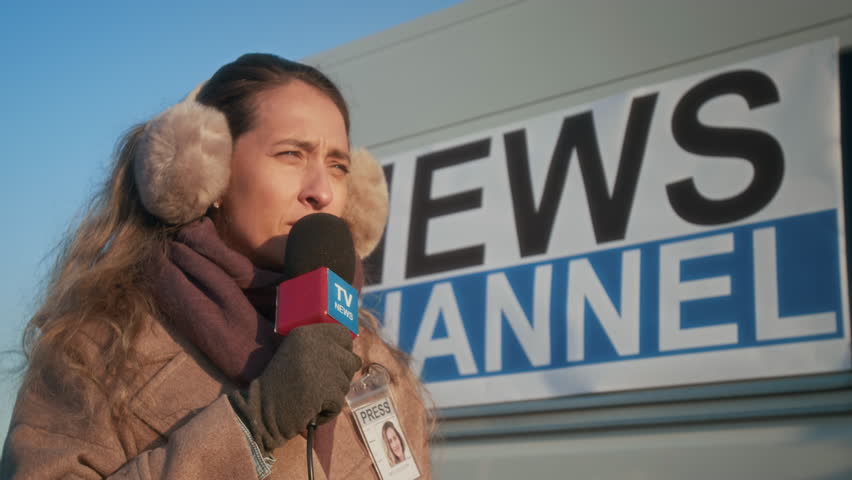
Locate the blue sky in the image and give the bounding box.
[0,0,462,449]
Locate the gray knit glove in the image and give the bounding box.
[229,323,362,454]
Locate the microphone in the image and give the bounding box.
[275,213,359,338]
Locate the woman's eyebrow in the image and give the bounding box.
[271,138,314,150]
[328,147,351,163]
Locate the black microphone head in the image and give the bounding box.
[283,213,356,283]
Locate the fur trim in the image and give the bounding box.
[343,148,389,258]
[135,101,232,225]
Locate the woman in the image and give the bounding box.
[1,54,431,479]
[382,421,407,467]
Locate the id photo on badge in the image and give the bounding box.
[382,420,407,467]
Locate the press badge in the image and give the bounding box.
[347,364,421,480]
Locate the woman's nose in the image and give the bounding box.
[298,160,333,210]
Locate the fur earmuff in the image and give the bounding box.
[133,97,389,258]
[135,100,232,225]
[343,148,389,258]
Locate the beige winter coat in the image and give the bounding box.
[1,316,432,479]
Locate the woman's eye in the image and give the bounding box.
[331,162,350,175]
[276,150,301,158]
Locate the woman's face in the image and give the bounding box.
[217,80,350,270]
[385,426,404,461]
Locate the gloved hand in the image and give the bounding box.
[228,323,362,454]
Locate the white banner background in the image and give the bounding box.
[364,39,850,409]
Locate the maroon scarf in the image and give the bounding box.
[151,217,287,385]
[151,216,369,472]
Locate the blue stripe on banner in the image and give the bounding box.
[364,209,845,383]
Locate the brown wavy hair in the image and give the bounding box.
[22,123,164,419]
[20,54,355,423]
